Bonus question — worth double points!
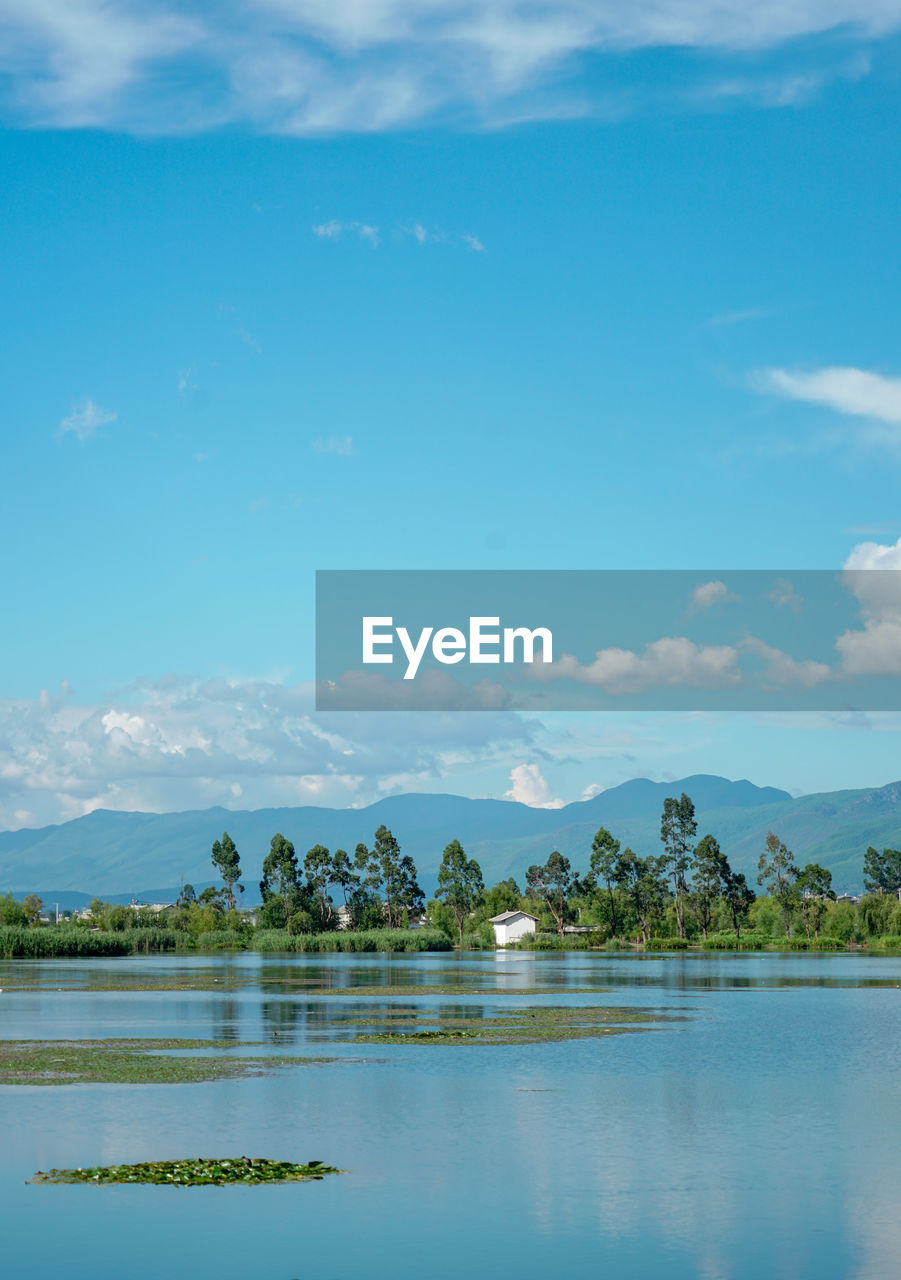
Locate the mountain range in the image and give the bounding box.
[2,773,899,903]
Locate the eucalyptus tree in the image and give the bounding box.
[526,851,575,936]
[757,832,798,938]
[863,845,901,895]
[373,826,423,927]
[590,826,621,937]
[331,848,360,915]
[613,848,668,945]
[721,868,755,940]
[304,844,335,929]
[436,839,484,944]
[351,841,383,928]
[660,793,697,939]
[795,862,835,940]
[691,834,728,940]
[260,832,300,927]
[211,832,243,911]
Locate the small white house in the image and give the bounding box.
[489,910,538,947]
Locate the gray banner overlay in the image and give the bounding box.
[316,569,901,710]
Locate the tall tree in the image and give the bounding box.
[757,831,798,937]
[372,826,423,927]
[351,841,382,928]
[525,851,575,936]
[863,846,901,895]
[22,893,44,926]
[795,863,835,939]
[660,793,697,939]
[304,844,335,929]
[436,839,484,945]
[260,832,300,927]
[331,848,360,917]
[482,878,522,919]
[373,825,402,926]
[210,831,242,911]
[722,868,755,940]
[614,849,668,945]
[590,826,621,937]
[692,834,728,940]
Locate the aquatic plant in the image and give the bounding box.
[30,1157,343,1185]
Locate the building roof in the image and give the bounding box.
[488,910,538,923]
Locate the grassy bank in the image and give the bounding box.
[0,924,452,958]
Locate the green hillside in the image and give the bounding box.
[0,774,896,898]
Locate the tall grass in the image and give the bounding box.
[0,926,191,958]
[195,929,250,951]
[252,928,452,953]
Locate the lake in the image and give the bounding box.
[1,950,900,1280]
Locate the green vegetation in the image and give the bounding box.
[0,1039,330,1084]
[30,1158,343,1185]
[4,811,901,957]
[252,927,451,952]
[0,924,451,957]
[0,926,192,958]
[435,839,484,944]
[354,1004,663,1045]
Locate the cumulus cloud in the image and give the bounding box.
[504,762,563,809]
[690,580,737,609]
[742,638,832,687]
[757,366,901,425]
[0,1,893,133]
[0,676,537,828]
[57,398,117,443]
[550,637,741,695]
[836,537,901,676]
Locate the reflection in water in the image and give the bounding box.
[1,951,900,1280]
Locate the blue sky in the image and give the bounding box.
[3,2,901,827]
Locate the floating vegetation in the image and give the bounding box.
[0,1039,331,1086]
[353,1004,668,1045]
[29,1157,344,1186]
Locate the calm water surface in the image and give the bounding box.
[2,950,900,1280]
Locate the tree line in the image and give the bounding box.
[3,793,901,947]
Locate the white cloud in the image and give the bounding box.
[0,1,893,133]
[581,782,605,800]
[742,638,832,687]
[0,675,537,828]
[312,435,356,455]
[845,535,901,572]
[691,580,736,609]
[768,578,803,615]
[462,233,486,252]
[312,220,379,245]
[835,537,901,676]
[504,762,563,809]
[757,366,901,425]
[57,398,117,443]
[551,637,741,694]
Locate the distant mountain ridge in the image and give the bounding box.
[0,774,897,899]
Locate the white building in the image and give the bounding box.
[489,910,538,947]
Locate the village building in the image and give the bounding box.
[488,909,538,946]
